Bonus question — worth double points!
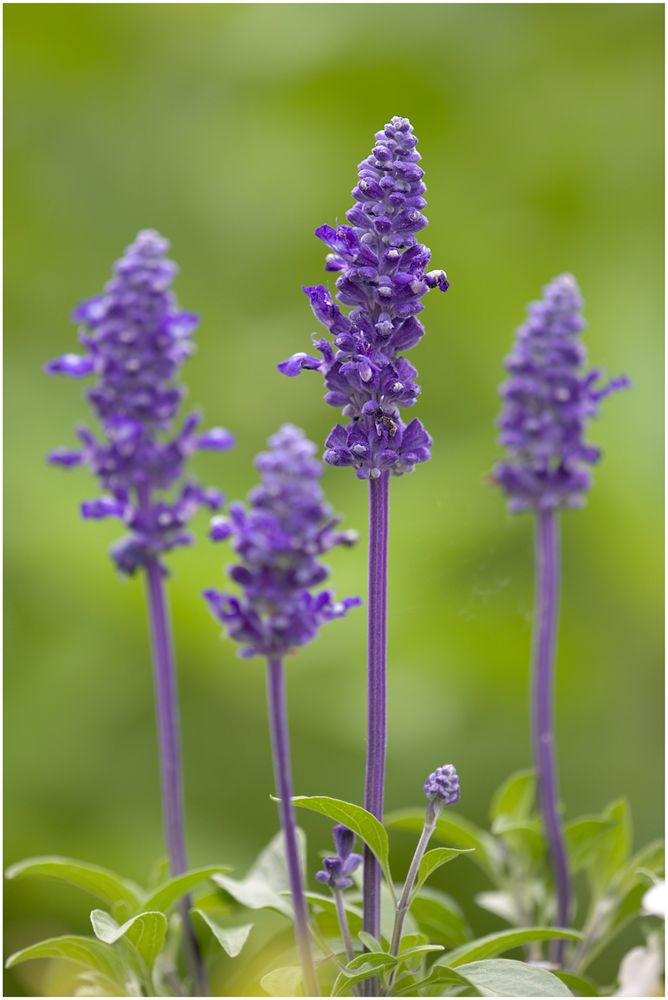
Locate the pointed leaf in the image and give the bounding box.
[456,958,573,996]
[490,771,536,827]
[588,800,631,899]
[90,908,167,966]
[291,796,391,886]
[5,856,141,908]
[414,847,473,895]
[143,865,231,913]
[442,927,582,967]
[214,830,305,917]
[5,935,127,991]
[564,817,615,873]
[332,952,397,996]
[192,909,253,958]
[386,809,501,879]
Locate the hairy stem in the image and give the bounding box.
[363,472,390,959]
[532,509,570,964]
[144,556,208,995]
[389,803,438,959]
[267,658,319,996]
[333,888,355,964]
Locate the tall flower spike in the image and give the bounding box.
[493,273,629,513]
[46,229,234,574]
[204,423,361,658]
[204,426,360,996]
[278,115,448,480]
[493,275,628,968]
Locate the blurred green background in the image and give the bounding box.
[5,4,663,995]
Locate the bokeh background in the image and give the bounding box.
[5,4,663,996]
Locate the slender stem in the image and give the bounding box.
[144,556,207,996]
[532,509,570,965]
[333,888,355,964]
[266,658,320,997]
[389,803,438,959]
[363,471,390,956]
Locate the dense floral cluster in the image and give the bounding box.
[278,116,448,479]
[315,824,363,891]
[424,764,460,806]
[46,230,233,575]
[493,274,629,513]
[204,424,360,659]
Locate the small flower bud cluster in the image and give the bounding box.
[279,116,448,480]
[493,274,629,513]
[46,231,233,575]
[316,824,363,891]
[424,764,460,806]
[204,424,361,659]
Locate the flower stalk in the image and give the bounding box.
[493,273,628,962]
[532,510,570,963]
[144,555,207,995]
[267,658,319,997]
[363,471,390,941]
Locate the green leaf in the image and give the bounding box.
[5,856,141,909]
[214,830,304,917]
[5,935,127,992]
[260,965,303,996]
[386,809,501,880]
[143,864,232,913]
[410,889,471,947]
[414,847,474,895]
[192,909,253,958]
[358,930,383,952]
[442,927,582,967]
[456,958,573,996]
[554,970,600,996]
[394,964,475,996]
[397,943,444,961]
[490,771,536,828]
[588,800,631,899]
[291,796,392,889]
[90,908,167,967]
[564,817,615,873]
[332,952,397,996]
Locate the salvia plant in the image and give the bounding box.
[5,120,663,1000]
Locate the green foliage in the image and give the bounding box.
[292,795,394,890]
[415,848,475,896]
[6,936,129,995]
[4,856,240,997]
[453,958,573,997]
[440,927,582,967]
[213,829,305,917]
[192,910,253,958]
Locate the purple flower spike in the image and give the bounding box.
[493,274,629,513]
[278,116,448,479]
[46,229,234,574]
[316,824,363,890]
[424,763,460,806]
[204,424,361,659]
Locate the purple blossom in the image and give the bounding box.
[46,230,234,574]
[493,274,629,513]
[424,764,460,806]
[278,116,448,479]
[316,824,363,891]
[204,424,361,659]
